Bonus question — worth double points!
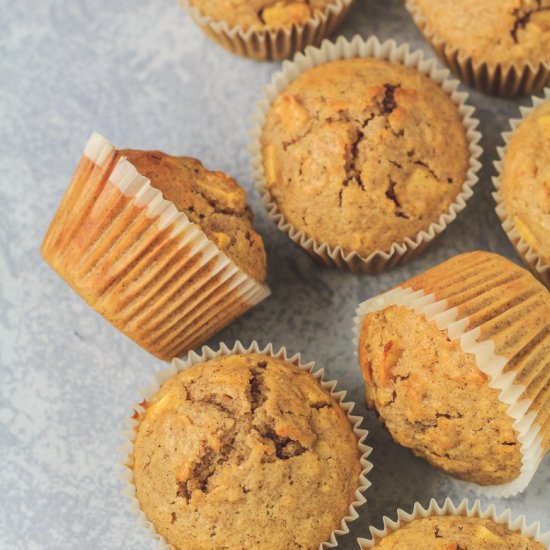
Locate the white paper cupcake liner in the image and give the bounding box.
[250,35,483,272]
[353,271,547,498]
[406,0,550,97]
[357,497,550,548]
[121,340,373,549]
[492,87,550,288]
[179,0,354,61]
[41,133,270,361]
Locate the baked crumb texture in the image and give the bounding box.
[119,149,267,282]
[131,352,365,550]
[407,0,550,95]
[358,251,550,488]
[183,0,353,61]
[41,133,269,361]
[358,499,550,549]
[189,0,335,31]
[496,94,550,286]
[261,57,470,262]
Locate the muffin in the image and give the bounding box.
[41,133,270,361]
[358,499,549,549]
[355,251,550,496]
[406,0,550,96]
[181,0,354,61]
[367,516,545,549]
[494,89,550,287]
[256,38,481,271]
[127,347,370,549]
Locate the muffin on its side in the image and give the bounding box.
[355,251,550,495]
[260,55,472,269]
[495,92,550,286]
[359,304,522,486]
[406,0,550,96]
[130,352,364,550]
[41,133,269,361]
[182,0,354,61]
[363,515,546,549]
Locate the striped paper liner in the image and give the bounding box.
[41,133,270,361]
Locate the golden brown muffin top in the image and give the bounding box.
[412,0,550,67]
[132,353,361,550]
[189,0,336,31]
[500,98,550,265]
[358,305,522,485]
[368,515,545,549]
[261,58,469,257]
[119,149,267,282]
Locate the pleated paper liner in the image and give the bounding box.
[179,0,354,61]
[121,341,373,549]
[405,0,550,97]
[41,133,270,361]
[357,498,550,548]
[353,251,550,498]
[250,35,482,273]
[492,88,550,288]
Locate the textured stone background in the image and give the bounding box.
[0,0,548,547]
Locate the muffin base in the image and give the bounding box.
[492,88,550,288]
[122,340,372,549]
[251,35,482,272]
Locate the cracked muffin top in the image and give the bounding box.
[119,150,267,282]
[500,97,550,265]
[366,515,546,549]
[358,305,522,485]
[412,0,550,67]
[260,58,469,257]
[131,353,362,550]
[188,0,336,31]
